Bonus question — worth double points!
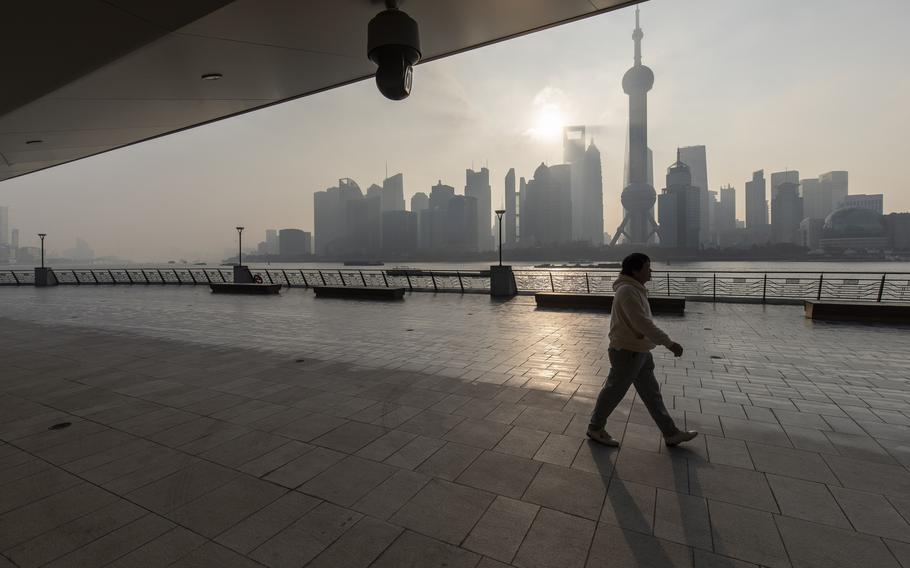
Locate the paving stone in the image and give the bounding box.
[397,410,466,438]
[416,442,483,480]
[746,442,839,484]
[457,450,541,498]
[383,434,446,469]
[352,468,430,519]
[390,478,494,544]
[169,541,264,568]
[215,491,321,554]
[708,500,789,568]
[355,429,418,462]
[443,418,512,449]
[720,416,793,447]
[6,499,147,567]
[824,454,910,497]
[263,446,344,488]
[615,447,689,493]
[371,530,481,568]
[829,485,910,542]
[600,478,656,534]
[776,514,901,568]
[311,420,387,453]
[494,426,548,458]
[524,463,606,520]
[586,522,694,567]
[44,513,175,568]
[127,460,238,514]
[106,526,206,568]
[693,549,760,568]
[654,488,712,550]
[464,495,539,563]
[238,440,314,477]
[513,507,595,568]
[705,435,754,469]
[167,474,286,538]
[306,516,403,568]
[250,501,362,568]
[513,407,574,434]
[571,440,618,477]
[200,429,290,468]
[689,462,778,513]
[766,474,851,528]
[299,455,397,506]
[274,412,348,442]
[534,433,583,466]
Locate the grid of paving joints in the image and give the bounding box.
[1,289,910,567]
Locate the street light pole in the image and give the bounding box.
[494,209,506,267]
[38,233,46,268]
[236,226,244,265]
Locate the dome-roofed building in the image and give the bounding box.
[820,206,887,251]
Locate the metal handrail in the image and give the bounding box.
[2,267,909,303]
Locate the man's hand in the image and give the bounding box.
[668,342,684,357]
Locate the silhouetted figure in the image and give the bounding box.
[587,253,697,447]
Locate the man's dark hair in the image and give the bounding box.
[620,253,650,276]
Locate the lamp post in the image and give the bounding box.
[37,233,46,268]
[494,209,506,266]
[236,226,244,265]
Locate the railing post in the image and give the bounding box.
[878,274,886,302]
[817,273,824,301]
[666,272,670,296]
[338,270,345,286]
[359,270,366,286]
[156,269,165,284]
[457,270,464,293]
[11,271,19,285]
[585,272,590,294]
[90,270,99,284]
[381,271,389,287]
[108,269,115,285]
[125,270,134,284]
[319,270,326,285]
[202,270,211,284]
[762,273,768,304]
[430,270,438,292]
[297,270,307,288]
[712,273,716,303]
[549,271,555,292]
[405,272,413,291]
[187,269,197,284]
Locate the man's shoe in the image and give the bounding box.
[586,428,620,447]
[664,430,698,447]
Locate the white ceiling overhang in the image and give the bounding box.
[0,0,640,183]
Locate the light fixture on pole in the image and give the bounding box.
[37,233,46,268]
[494,209,506,266]
[236,226,244,265]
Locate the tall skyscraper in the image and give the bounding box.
[518,176,527,243]
[771,182,803,244]
[504,168,517,245]
[314,178,362,255]
[770,170,799,201]
[678,146,709,244]
[717,185,736,232]
[745,170,768,229]
[522,163,572,246]
[658,151,701,249]
[800,178,825,219]
[10,228,19,250]
[819,171,848,210]
[410,192,429,213]
[465,167,492,251]
[278,229,311,257]
[382,173,406,212]
[0,206,8,246]
[265,229,279,254]
[565,125,586,241]
[563,126,605,245]
[612,7,658,245]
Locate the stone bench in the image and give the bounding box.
[535,293,685,314]
[313,286,405,300]
[210,283,281,294]
[804,300,910,323]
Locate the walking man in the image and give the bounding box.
[587,253,698,447]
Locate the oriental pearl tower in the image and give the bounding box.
[611,7,659,245]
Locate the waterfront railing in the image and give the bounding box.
[1,267,909,304]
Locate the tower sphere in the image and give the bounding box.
[622,65,654,94]
[621,182,657,211]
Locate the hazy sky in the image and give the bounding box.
[2,0,909,261]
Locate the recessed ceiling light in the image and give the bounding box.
[25,139,43,145]
[201,73,223,81]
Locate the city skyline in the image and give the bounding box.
[1,0,908,261]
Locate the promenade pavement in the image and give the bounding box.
[1,286,910,567]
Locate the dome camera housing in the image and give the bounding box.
[368,7,421,100]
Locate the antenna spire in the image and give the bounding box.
[633,6,644,66]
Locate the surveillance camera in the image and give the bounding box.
[367,6,421,100]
